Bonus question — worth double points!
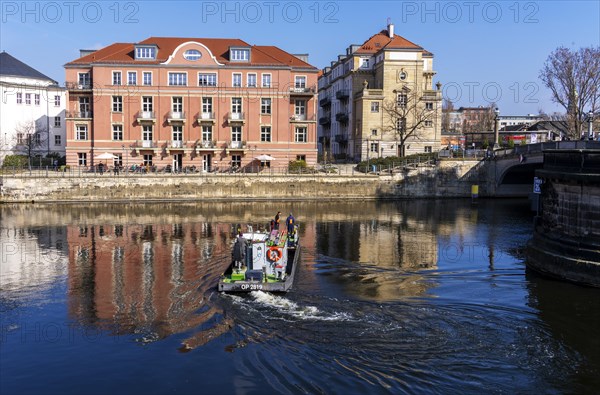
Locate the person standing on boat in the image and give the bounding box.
[274,212,282,230]
[233,232,246,271]
[286,213,295,235]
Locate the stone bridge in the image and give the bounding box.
[487,141,600,197]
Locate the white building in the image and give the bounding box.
[0,51,66,165]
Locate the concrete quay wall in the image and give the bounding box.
[0,161,484,202]
[527,150,600,287]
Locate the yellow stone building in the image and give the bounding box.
[318,24,442,162]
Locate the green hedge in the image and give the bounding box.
[2,155,28,168]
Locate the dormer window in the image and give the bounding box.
[135,45,157,60]
[230,47,250,62]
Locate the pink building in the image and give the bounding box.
[64,37,318,171]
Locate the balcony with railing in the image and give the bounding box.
[336,112,349,123]
[336,90,350,101]
[170,140,184,148]
[289,85,316,97]
[65,110,93,119]
[196,112,215,124]
[167,111,186,125]
[226,141,247,153]
[65,81,93,91]
[319,113,331,125]
[290,114,316,123]
[136,111,156,123]
[226,112,245,124]
[133,140,158,153]
[319,95,331,107]
[194,139,218,152]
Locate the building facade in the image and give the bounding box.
[0,52,66,165]
[317,24,442,162]
[64,37,318,170]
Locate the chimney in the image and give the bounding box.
[388,23,395,38]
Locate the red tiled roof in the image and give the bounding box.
[66,37,316,69]
[355,29,424,54]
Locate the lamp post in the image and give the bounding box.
[493,107,500,150]
[587,110,594,140]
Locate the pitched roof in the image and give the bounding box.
[66,37,316,69]
[0,51,56,83]
[355,29,424,55]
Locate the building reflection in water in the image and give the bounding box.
[66,222,234,350]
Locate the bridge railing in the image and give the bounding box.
[494,141,600,158]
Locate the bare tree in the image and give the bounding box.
[14,121,48,167]
[441,98,455,133]
[539,46,600,138]
[382,87,434,157]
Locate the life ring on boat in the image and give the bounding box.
[268,247,282,262]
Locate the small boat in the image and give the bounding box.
[218,225,300,292]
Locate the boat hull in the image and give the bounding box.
[218,245,300,293]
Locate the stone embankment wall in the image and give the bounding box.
[0,161,485,202]
[527,150,600,287]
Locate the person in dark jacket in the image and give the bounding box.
[286,213,295,235]
[274,211,282,230]
[233,232,246,270]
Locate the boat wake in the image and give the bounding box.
[252,291,353,321]
[226,291,352,322]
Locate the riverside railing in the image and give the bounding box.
[0,164,370,179]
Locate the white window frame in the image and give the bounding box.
[142,96,153,112]
[261,98,271,115]
[168,72,187,86]
[202,97,213,114]
[172,96,183,113]
[295,99,306,116]
[231,97,242,113]
[127,71,137,86]
[75,125,88,140]
[202,125,212,141]
[230,48,250,62]
[112,124,123,141]
[25,93,31,105]
[78,153,87,166]
[261,73,271,88]
[198,73,217,86]
[34,94,40,105]
[54,95,60,106]
[247,73,257,87]
[231,126,242,142]
[135,46,156,60]
[16,92,22,104]
[112,71,122,86]
[142,71,152,86]
[294,126,307,143]
[232,73,242,88]
[294,75,306,89]
[260,126,271,142]
[112,96,123,112]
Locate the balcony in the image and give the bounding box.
[289,86,315,97]
[65,81,93,91]
[335,135,348,144]
[170,140,184,148]
[336,112,349,123]
[196,112,215,124]
[290,114,316,123]
[226,140,247,154]
[226,112,245,124]
[194,140,218,152]
[319,113,331,125]
[336,90,350,101]
[134,140,158,153]
[65,110,93,119]
[167,111,186,125]
[136,111,156,124]
[319,95,331,107]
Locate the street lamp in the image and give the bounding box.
[587,110,594,140]
[493,107,500,150]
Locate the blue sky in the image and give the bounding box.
[1,0,598,114]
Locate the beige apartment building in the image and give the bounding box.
[318,24,442,162]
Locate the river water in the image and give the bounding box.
[0,200,598,394]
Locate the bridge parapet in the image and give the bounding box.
[494,140,600,158]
